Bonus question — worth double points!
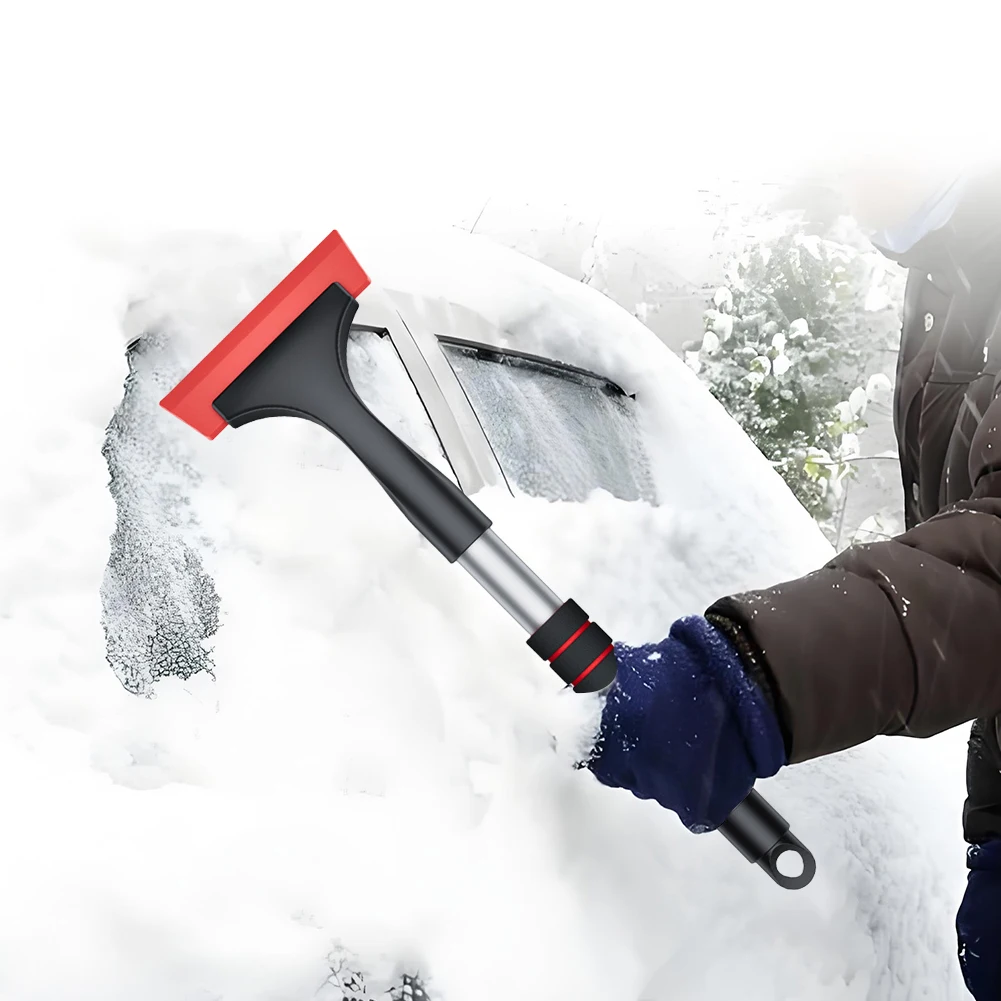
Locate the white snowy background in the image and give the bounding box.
[3,3,1001,1000]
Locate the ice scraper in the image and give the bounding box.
[159,229,816,890]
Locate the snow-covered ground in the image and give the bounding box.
[0,221,973,1001]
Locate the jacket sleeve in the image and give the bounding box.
[706,398,1001,764]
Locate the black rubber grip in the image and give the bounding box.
[550,622,613,687]
[527,599,588,659]
[213,283,491,562]
[527,600,617,693]
[718,788,816,890]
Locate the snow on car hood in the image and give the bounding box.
[0,225,970,1001]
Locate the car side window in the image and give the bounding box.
[438,339,656,504]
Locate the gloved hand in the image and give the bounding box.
[586,615,787,832]
[957,839,1001,1000]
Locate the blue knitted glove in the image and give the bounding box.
[957,839,1001,1000]
[587,615,787,833]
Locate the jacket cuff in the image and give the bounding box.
[706,611,793,762]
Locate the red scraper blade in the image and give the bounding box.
[159,230,370,439]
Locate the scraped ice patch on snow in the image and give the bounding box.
[101,330,222,696]
[0,226,971,1001]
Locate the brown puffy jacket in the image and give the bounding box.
[707,166,1001,846]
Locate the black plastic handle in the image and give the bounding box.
[718,788,816,890]
[212,282,491,562]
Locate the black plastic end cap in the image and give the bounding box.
[756,829,817,890]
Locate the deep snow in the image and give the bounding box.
[0,223,973,1001]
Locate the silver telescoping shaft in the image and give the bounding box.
[456,529,562,634]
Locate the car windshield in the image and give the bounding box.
[439,339,656,504]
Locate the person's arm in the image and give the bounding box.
[588,406,1001,828]
[588,477,1001,830]
[588,164,1001,834]
[706,401,1001,763]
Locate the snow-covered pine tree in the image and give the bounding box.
[685,219,899,528]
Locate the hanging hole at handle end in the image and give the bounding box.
[758,833,817,890]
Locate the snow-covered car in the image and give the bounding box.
[3,226,972,1001]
